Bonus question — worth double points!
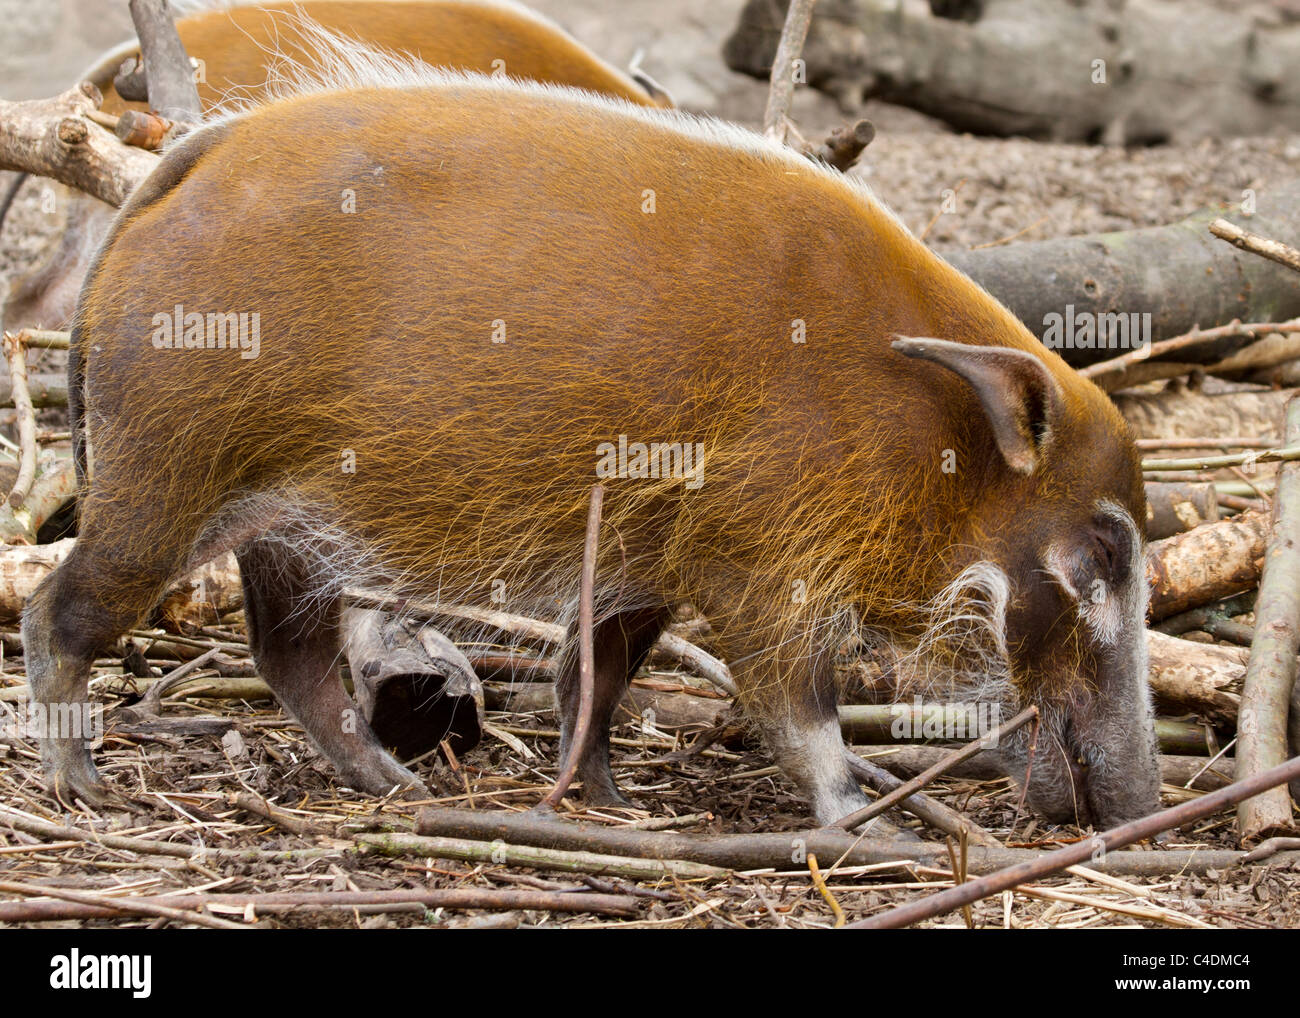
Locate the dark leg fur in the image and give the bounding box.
[555,605,669,806]
[237,541,426,797]
[23,542,183,806]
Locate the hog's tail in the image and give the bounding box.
[0,172,27,240]
[68,320,88,486]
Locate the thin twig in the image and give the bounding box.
[543,482,603,809]
[1210,218,1300,275]
[834,705,1037,830]
[840,749,1001,847]
[762,0,817,144]
[849,751,1300,928]
[807,853,845,927]
[0,879,244,929]
[1080,318,1300,382]
[1141,443,1300,472]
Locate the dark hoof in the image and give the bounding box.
[43,742,110,809]
[48,766,111,809]
[341,755,430,799]
[581,787,634,810]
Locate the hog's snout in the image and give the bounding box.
[998,702,1161,830]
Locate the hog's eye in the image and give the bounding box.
[1087,515,1133,584]
[1092,531,1115,576]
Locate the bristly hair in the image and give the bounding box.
[195,11,914,237]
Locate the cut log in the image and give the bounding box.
[946,186,1300,368]
[1115,386,1292,445]
[725,0,1300,144]
[1146,631,1244,727]
[342,607,484,761]
[1146,510,1269,621]
[1143,481,1218,540]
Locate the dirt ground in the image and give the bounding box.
[1,2,1298,929]
[1,649,1296,929]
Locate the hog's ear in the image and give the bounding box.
[892,336,1062,474]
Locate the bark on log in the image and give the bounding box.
[1236,396,1300,838]
[945,184,1300,368]
[0,539,243,624]
[0,459,76,545]
[1115,386,1292,445]
[1291,663,1300,805]
[152,551,242,630]
[1146,631,1244,727]
[0,372,66,408]
[1146,510,1269,621]
[842,746,1000,845]
[725,0,1300,143]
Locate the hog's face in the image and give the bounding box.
[996,498,1159,827]
[892,336,1159,829]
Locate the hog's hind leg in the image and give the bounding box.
[23,541,190,807]
[236,540,427,797]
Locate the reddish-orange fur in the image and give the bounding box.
[94,0,669,114]
[26,75,1156,826]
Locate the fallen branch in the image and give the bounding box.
[0,886,637,923]
[0,806,335,863]
[0,458,76,545]
[1076,318,1300,387]
[728,0,1300,145]
[1146,509,1268,621]
[0,83,157,207]
[839,705,1213,755]
[762,0,817,145]
[0,879,243,929]
[1241,836,1300,863]
[1141,443,1300,473]
[0,372,67,408]
[1236,396,1300,841]
[834,706,1037,830]
[128,0,202,127]
[1145,631,1244,727]
[865,747,1235,792]
[842,748,1001,848]
[415,805,1298,878]
[356,831,729,882]
[849,751,1300,928]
